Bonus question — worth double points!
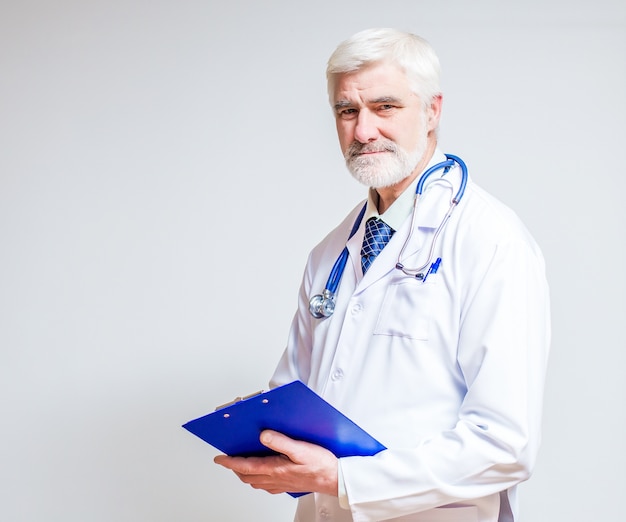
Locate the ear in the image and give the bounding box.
[427,94,443,133]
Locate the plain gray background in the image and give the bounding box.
[1,1,625,521]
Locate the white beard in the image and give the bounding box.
[344,132,428,189]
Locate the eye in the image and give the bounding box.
[338,108,358,120]
[378,104,396,112]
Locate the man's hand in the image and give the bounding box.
[214,430,338,496]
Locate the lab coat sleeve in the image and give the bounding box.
[340,235,551,521]
[270,252,316,387]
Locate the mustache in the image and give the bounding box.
[345,140,398,159]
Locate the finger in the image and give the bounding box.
[213,454,228,466]
[214,454,239,468]
[214,454,262,472]
[214,453,288,475]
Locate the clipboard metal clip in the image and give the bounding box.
[215,390,265,411]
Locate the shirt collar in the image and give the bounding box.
[364,148,447,231]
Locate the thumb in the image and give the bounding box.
[260,430,308,462]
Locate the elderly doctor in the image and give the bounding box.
[215,28,550,522]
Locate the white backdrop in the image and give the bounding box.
[1,1,625,521]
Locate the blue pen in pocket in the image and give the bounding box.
[422,257,441,283]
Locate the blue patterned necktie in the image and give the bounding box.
[361,218,395,274]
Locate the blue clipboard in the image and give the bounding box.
[183,380,386,496]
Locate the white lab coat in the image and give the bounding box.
[271,163,551,522]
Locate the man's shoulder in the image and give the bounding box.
[459,180,542,254]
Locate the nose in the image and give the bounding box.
[354,110,379,144]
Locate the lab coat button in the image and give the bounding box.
[331,368,344,381]
[351,303,362,315]
[319,506,330,518]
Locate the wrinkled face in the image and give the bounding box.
[333,62,431,188]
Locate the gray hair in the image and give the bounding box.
[326,28,441,108]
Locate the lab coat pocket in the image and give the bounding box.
[373,276,437,340]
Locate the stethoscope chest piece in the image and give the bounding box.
[309,289,336,318]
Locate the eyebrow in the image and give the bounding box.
[334,100,354,111]
[333,96,403,112]
[370,96,402,104]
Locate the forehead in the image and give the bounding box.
[333,62,415,104]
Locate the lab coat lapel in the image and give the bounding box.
[346,216,419,291]
[346,222,366,284]
[395,181,454,271]
[348,181,454,291]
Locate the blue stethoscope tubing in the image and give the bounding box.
[309,153,468,319]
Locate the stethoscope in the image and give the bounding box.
[309,154,468,319]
